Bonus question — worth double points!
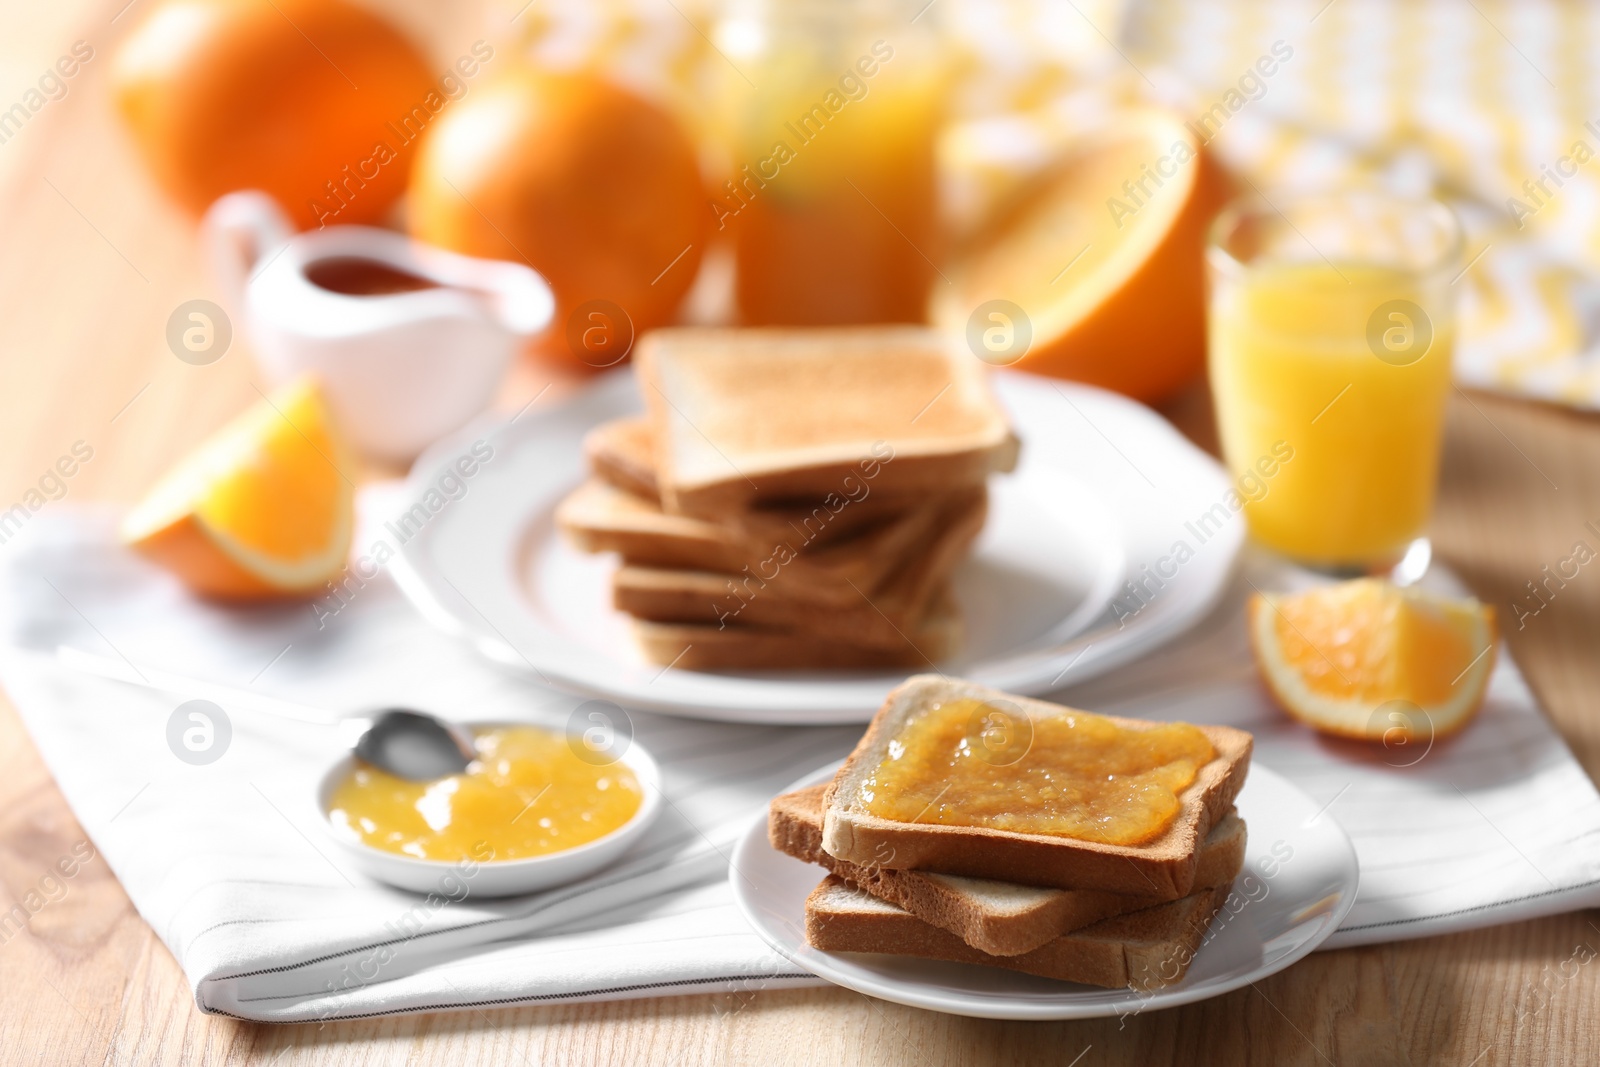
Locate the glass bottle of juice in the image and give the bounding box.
[1207,194,1462,569]
[712,0,945,325]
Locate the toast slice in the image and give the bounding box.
[583,417,661,502]
[771,783,1246,956]
[616,568,948,649]
[804,876,1228,990]
[631,590,962,671]
[584,417,910,548]
[822,677,1253,899]
[612,489,986,640]
[559,481,980,608]
[635,327,1020,517]
[558,479,751,573]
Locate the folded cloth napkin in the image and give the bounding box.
[1117,0,1600,408]
[0,511,850,1020]
[3,505,1599,1021]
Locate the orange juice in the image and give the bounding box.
[712,4,943,325]
[1209,261,1454,565]
[729,80,939,325]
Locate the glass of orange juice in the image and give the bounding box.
[711,0,945,326]
[1207,193,1462,573]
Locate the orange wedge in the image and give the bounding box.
[122,379,354,600]
[934,108,1230,404]
[1248,579,1497,742]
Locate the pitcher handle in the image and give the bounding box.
[200,191,294,315]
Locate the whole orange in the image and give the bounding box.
[112,0,435,230]
[409,69,708,365]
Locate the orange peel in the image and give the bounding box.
[122,378,353,599]
[1248,579,1496,742]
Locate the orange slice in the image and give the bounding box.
[934,108,1230,404]
[1248,579,1497,742]
[122,378,354,599]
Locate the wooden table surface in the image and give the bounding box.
[5,3,1600,1064]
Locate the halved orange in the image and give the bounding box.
[122,378,354,599]
[933,108,1230,404]
[1248,579,1497,742]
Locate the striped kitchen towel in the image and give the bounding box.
[503,0,1600,408]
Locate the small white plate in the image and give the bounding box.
[728,761,1358,1021]
[388,369,1244,723]
[316,734,662,897]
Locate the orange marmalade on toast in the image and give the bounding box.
[858,699,1215,846]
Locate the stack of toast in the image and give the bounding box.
[771,677,1255,989]
[557,327,1019,670]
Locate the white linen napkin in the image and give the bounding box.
[2,503,1598,1021]
[1063,563,1600,948]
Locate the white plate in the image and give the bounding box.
[728,761,1358,1020]
[388,369,1244,722]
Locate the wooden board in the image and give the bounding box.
[2,2,1600,1064]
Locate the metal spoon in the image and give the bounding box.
[351,709,475,781]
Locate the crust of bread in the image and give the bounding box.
[613,491,985,642]
[619,569,951,649]
[582,418,915,548]
[630,592,961,671]
[559,480,982,609]
[803,876,1228,989]
[667,448,1018,520]
[583,418,661,502]
[771,783,1245,956]
[557,477,915,603]
[820,676,1253,898]
[557,480,745,572]
[634,327,1019,517]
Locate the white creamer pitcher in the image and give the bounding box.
[202,191,554,462]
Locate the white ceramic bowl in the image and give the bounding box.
[316,732,661,897]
